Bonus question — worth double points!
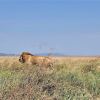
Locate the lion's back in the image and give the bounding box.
[31,56,53,66]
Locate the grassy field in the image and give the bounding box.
[0,56,99,100]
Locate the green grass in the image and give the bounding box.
[0,57,99,100]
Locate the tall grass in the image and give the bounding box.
[0,56,99,100]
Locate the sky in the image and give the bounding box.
[0,0,100,55]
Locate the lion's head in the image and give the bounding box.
[19,52,34,63]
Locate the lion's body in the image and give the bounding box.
[19,52,53,67]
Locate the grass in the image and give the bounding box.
[0,56,99,100]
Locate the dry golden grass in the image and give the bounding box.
[0,56,99,73]
[0,56,99,100]
[0,56,99,66]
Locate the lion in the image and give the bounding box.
[19,52,53,67]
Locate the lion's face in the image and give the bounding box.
[19,54,25,63]
[19,52,33,63]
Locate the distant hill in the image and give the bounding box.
[0,53,18,56]
[0,53,65,56]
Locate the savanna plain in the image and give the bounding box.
[0,56,100,100]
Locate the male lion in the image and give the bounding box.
[19,52,53,67]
